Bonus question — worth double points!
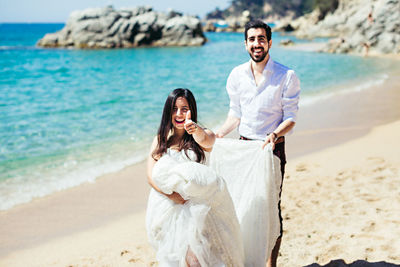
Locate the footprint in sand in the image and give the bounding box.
[365,247,374,253]
[361,221,376,232]
[128,258,140,263]
[373,175,386,181]
[367,156,385,164]
[372,165,387,173]
[335,171,348,182]
[121,250,130,256]
[296,163,308,172]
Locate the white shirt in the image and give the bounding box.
[227,58,300,140]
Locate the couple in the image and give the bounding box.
[146,20,300,267]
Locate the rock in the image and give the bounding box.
[292,0,400,55]
[273,8,321,34]
[203,10,253,33]
[280,39,295,46]
[166,8,183,19]
[275,22,295,32]
[154,16,205,46]
[220,10,253,33]
[203,21,216,32]
[37,6,206,48]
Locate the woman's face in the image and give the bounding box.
[172,96,189,131]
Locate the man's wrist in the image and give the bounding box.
[270,132,278,142]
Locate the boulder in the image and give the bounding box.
[37,6,206,48]
[291,0,400,55]
[221,10,253,33]
[203,21,216,32]
[280,39,295,46]
[273,19,295,32]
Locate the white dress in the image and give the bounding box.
[146,148,244,267]
[210,139,282,267]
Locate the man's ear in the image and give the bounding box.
[268,39,272,49]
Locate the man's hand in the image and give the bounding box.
[216,115,240,139]
[216,132,224,138]
[167,192,186,204]
[262,132,277,150]
[184,110,198,135]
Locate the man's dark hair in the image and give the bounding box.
[244,20,272,41]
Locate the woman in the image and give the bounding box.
[146,88,244,267]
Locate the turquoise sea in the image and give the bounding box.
[1,23,399,210]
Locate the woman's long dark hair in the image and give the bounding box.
[152,88,205,163]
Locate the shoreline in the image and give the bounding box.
[279,41,400,60]
[285,68,400,159]
[1,63,400,266]
[2,64,397,212]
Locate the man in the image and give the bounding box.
[216,20,300,267]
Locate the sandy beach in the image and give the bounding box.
[278,42,326,52]
[1,67,399,266]
[279,41,400,60]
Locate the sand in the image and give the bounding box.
[279,41,400,60]
[278,42,326,52]
[1,68,399,266]
[280,120,400,266]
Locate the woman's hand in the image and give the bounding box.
[167,192,186,204]
[184,110,215,151]
[184,110,198,135]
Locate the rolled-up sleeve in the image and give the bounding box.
[226,69,242,119]
[282,70,300,122]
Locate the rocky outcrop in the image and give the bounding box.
[292,0,400,55]
[203,10,252,33]
[37,6,206,48]
[225,10,253,32]
[203,21,217,32]
[279,39,295,46]
[273,8,322,33]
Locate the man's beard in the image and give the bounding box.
[249,47,268,63]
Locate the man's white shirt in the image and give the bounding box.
[227,58,300,140]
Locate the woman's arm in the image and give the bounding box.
[192,127,216,152]
[184,111,216,152]
[146,136,186,204]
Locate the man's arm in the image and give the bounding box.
[216,115,240,138]
[263,70,300,149]
[217,68,241,138]
[262,119,295,150]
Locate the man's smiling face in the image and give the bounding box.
[245,27,271,63]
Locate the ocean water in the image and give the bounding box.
[0,23,399,210]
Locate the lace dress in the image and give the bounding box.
[210,139,282,267]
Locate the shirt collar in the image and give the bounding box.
[246,56,274,77]
[264,57,274,74]
[245,60,253,78]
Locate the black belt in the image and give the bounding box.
[239,135,285,144]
